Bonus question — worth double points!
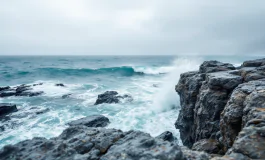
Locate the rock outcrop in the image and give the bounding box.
[0,84,43,98]
[175,58,265,159]
[0,115,185,160]
[68,115,110,128]
[0,103,18,116]
[94,91,133,105]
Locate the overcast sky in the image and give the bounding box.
[1,0,265,55]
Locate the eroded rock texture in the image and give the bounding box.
[0,126,185,160]
[175,58,265,159]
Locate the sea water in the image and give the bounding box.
[0,55,262,148]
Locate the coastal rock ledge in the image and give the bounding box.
[175,58,265,159]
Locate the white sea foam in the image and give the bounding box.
[152,57,202,113]
[133,66,175,75]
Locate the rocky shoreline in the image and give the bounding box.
[0,58,265,159]
[176,58,265,159]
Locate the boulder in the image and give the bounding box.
[156,131,175,142]
[0,84,44,98]
[68,115,110,128]
[94,91,132,105]
[0,86,10,92]
[241,58,265,67]
[0,103,18,116]
[55,83,65,87]
[199,61,235,73]
[0,126,185,160]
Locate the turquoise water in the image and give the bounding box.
[0,55,263,148]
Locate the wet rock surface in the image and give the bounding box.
[68,115,110,128]
[175,58,265,159]
[156,131,176,142]
[95,91,133,105]
[0,103,18,116]
[0,116,185,160]
[0,84,44,98]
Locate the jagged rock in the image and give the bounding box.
[175,70,238,148]
[101,130,184,160]
[156,131,175,142]
[176,58,265,158]
[206,71,243,90]
[94,91,133,105]
[175,71,205,148]
[0,91,16,97]
[17,91,44,97]
[0,103,18,116]
[225,125,265,159]
[68,115,110,128]
[0,86,10,92]
[220,79,265,150]
[0,84,44,98]
[241,58,265,67]
[0,126,185,160]
[15,84,31,93]
[192,139,221,154]
[199,61,235,73]
[55,83,65,87]
[95,91,119,105]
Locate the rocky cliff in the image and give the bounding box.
[175,58,265,159]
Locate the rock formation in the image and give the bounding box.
[94,91,133,105]
[175,58,265,159]
[0,115,185,160]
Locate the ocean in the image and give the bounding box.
[0,55,263,148]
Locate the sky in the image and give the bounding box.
[1,0,265,55]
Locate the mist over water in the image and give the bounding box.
[0,55,262,148]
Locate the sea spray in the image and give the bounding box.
[152,57,202,113]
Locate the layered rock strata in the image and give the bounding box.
[175,58,265,159]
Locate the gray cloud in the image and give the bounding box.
[0,0,265,55]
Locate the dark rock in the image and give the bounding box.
[199,61,235,73]
[156,131,175,142]
[206,71,243,91]
[62,94,72,99]
[0,103,18,116]
[101,130,184,160]
[226,125,265,159]
[220,79,265,150]
[55,83,65,87]
[0,86,10,92]
[176,58,265,159]
[192,139,221,154]
[16,91,44,97]
[0,84,44,98]
[241,58,265,67]
[15,84,31,93]
[0,126,185,160]
[0,91,16,97]
[175,71,205,148]
[68,115,110,128]
[94,91,132,105]
[32,83,43,86]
